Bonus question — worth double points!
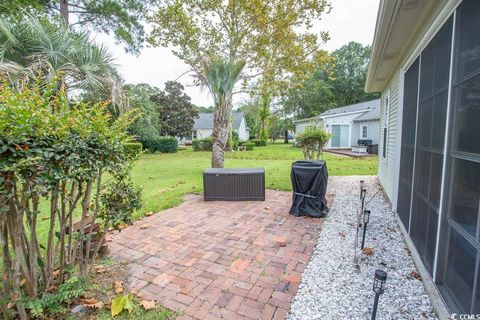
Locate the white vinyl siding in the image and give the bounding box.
[378,71,400,203]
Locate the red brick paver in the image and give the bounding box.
[108,190,326,319]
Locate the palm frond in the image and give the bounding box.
[201,57,245,103]
[0,14,128,114]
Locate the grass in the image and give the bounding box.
[20,143,378,245]
[131,142,377,219]
[96,306,175,320]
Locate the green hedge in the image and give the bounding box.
[245,142,255,151]
[124,142,143,159]
[192,137,213,151]
[232,131,239,151]
[250,139,267,147]
[140,137,178,153]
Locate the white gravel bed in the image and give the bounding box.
[288,176,437,320]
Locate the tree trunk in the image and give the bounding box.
[212,140,225,168]
[211,99,231,168]
[284,129,289,143]
[60,0,69,25]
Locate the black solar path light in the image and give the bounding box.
[371,269,387,320]
[361,209,370,250]
[359,180,364,199]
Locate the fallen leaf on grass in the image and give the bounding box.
[362,247,374,255]
[94,265,106,273]
[111,294,135,317]
[7,302,14,309]
[140,300,156,310]
[145,211,153,217]
[81,298,103,309]
[114,281,124,294]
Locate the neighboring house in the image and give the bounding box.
[366,0,479,316]
[295,99,381,149]
[192,112,249,141]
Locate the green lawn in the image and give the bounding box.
[29,143,377,252]
[131,142,377,219]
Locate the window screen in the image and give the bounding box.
[397,58,419,229]
[440,0,480,314]
[410,16,452,274]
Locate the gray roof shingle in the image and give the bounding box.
[319,99,381,117]
[353,103,381,121]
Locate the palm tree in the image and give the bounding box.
[0,15,126,114]
[202,57,245,168]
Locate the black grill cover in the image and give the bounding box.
[289,160,329,218]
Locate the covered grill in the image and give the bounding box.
[289,160,329,218]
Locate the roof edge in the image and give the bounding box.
[365,0,398,93]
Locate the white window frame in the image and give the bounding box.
[382,90,391,159]
[361,125,368,139]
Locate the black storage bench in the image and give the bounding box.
[203,168,265,201]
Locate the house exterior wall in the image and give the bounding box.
[194,120,249,141]
[295,119,322,135]
[195,128,213,139]
[372,1,480,316]
[323,112,365,148]
[351,120,380,145]
[237,118,249,141]
[378,71,400,204]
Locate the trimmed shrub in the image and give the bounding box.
[296,125,331,160]
[140,137,178,153]
[245,142,255,151]
[192,137,213,151]
[124,142,143,159]
[232,131,239,151]
[250,139,267,147]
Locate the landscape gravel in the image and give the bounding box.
[287,176,438,320]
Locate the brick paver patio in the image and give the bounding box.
[107,190,329,319]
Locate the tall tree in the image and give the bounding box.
[237,99,260,139]
[202,57,245,168]
[281,69,335,119]
[330,41,379,106]
[150,81,198,138]
[280,42,379,119]
[1,0,148,53]
[0,15,126,113]
[124,83,162,140]
[148,0,331,92]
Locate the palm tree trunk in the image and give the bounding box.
[212,100,231,168]
[60,0,69,25]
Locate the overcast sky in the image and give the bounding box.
[93,0,380,107]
